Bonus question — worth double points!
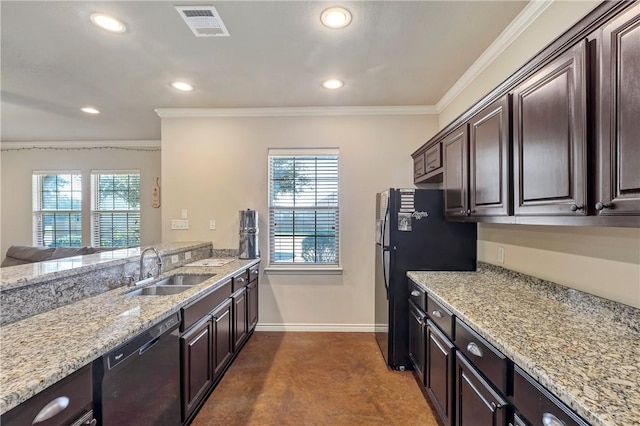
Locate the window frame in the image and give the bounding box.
[266,149,341,272]
[90,170,141,248]
[32,171,83,247]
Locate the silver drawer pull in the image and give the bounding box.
[32,396,69,424]
[252,270,259,275]
[542,413,566,426]
[236,277,246,283]
[466,342,483,357]
[410,290,421,297]
[431,310,443,318]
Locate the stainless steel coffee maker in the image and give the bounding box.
[239,209,259,259]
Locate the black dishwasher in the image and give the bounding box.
[94,312,181,426]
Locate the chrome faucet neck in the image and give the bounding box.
[139,247,163,281]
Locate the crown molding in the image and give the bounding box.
[0,140,160,149]
[155,105,438,118]
[436,0,555,113]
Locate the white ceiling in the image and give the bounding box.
[1,1,528,142]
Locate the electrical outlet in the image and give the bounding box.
[171,219,189,230]
[209,220,216,230]
[497,246,505,264]
[185,251,192,260]
[171,255,179,264]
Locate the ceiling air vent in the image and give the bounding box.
[175,6,230,37]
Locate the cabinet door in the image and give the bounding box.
[598,4,640,215]
[455,352,507,426]
[181,318,214,420]
[469,96,511,217]
[212,299,233,378]
[247,280,259,331]
[513,41,587,216]
[443,125,470,218]
[414,153,426,181]
[426,322,455,426]
[233,288,248,350]
[408,301,426,385]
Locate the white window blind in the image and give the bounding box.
[268,150,339,266]
[32,172,82,247]
[91,171,140,248]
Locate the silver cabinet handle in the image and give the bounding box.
[466,342,483,357]
[542,413,566,426]
[410,290,420,297]
[237,277,246,283]
[251,269,259,275]
[32,396,69,424]
[431,310,443,318]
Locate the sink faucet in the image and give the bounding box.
[139,247,163,281]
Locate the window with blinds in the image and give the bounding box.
[91,171,140,248]
[268,150,339,266]
[32,172,82,247]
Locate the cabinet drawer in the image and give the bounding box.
[182,279,232,331]
[427,294,454,340]
[409,279,426,311]
[232,270,249,292]
[414,153,426,179]
[513,365,588,426]
[1,364,92,426]
[455,318,508,394]
[248,264,259,283]
[425,143,442,173]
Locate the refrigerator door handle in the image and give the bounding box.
[381,201,390,293]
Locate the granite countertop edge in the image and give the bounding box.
[407,263,640,426]
[0,256,260,415]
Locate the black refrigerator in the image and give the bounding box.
[374,188,476,370]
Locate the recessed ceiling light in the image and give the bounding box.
[170,81,195,92]
[81,107,100,114]
[322,79,344,89]
[321,7,352,29]
[90,13,126,33]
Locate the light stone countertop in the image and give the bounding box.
[0,257,260,415]
[408,264,640,426]
[0,241,212,292]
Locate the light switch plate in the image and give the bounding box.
[171,219,189,230]
[209,220,216,230]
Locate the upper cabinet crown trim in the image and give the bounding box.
[436,0,555,113]
[0,140,161,149]
[155,106,438,118]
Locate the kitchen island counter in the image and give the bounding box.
[0,257,259,415]
[408,264,640,426]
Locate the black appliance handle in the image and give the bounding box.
[381,201,390,291]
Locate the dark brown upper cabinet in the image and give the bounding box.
[413,141,444,184]
[443,125,469,218]
[469,95,512,217]
[513,40,588,216]
[598,3,640,216]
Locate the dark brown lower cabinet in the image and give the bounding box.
[212,298,233,378]
[408,301,426,384]
[233,287,248,350]
[426,321,455,426]
[455,352,507,426]
[247,280,258,331]
[180,317,214,421]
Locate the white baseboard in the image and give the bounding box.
[254,323,375,332]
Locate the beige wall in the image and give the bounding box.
[0,146,162,256]
[439,0,640,308]
[160,114,438,329]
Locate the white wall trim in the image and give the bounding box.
[0,140,161,149]
[435,0,555,113]
[255,323,374,332]
[155,105,438,118]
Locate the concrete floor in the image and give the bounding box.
[192,332,439,426]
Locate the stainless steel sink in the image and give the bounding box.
[155,274,215,286]
[127,285,194,296]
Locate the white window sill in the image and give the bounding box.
[264,267,343,275]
